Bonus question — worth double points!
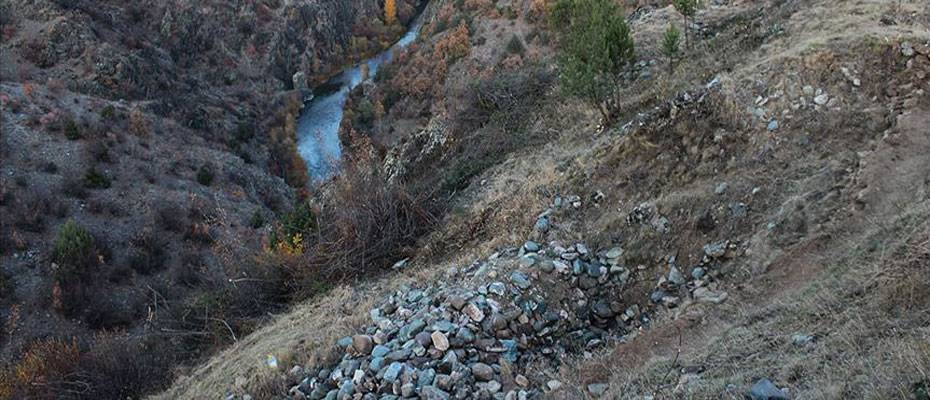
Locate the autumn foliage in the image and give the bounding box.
[385,0,397,25]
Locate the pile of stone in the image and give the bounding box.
[289,210,736,400]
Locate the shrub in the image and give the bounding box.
[129,229,168,275]
[196,164,214,186]
[277,161,436,297]
[662,23,681,73]
[250,210,265,229]
[506,34,525,56]
[84,167,111,189]
[100,105,117,120]
[63,118,82,140]
[156,203,186,232]
[0,339,81,399]
[52,220,97,281]
[556,0,635,120]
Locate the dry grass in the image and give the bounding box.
[556,215,930,400]
[153,0,930,398]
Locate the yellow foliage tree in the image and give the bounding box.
[385,0,397,25]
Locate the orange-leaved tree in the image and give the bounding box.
[385,0,397,25]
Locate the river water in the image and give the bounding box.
[296,17,423,180]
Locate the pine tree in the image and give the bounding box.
[557,0,635,121]
[661,24,681,74]
[385,0,397,26]
[672,0,697,49]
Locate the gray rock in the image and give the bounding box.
[767,120,779,131]
[605,247,624,259]
[470,363,495,381]
[418,368,436,387]
[337,380,355,398]
[546,380,562,391]
[668,266,686,286]
[791,334,814,346]
[523,241,540,252]
[535,217,550,233]
[703,241,728,258]
[693,287,728,304]
[510,271,532,290]
[420,386,451,400]
[650,289,667,303]
[749,378,789,400]
[691,267,706,280]
[587,383,609,397]
[813,93,829,105]
[383,362,404,383]
[463,303,486,322]
[401,382,416,397]
[369,357,385,372]
[729,202,748,218]
[488,282,506,296]
[456,327,475,343]
[586,263,603,278]
[715,182,729,195]
[538,260,555,273]
[336,336,353,349]
[519,255,536,268]
[592,301,614,318]
[399,319,426,340]
[431,331,450,351]
[415,331,433,347]
[372,345,391,358]
[351,335,374,355]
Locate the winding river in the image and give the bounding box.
[296,16,424,180]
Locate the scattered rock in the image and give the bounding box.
[431,331,450,351]
[693,287,728,304]
[715,182,729,195]
[587,383,609,397]
[767,120,779,131]
[471,363,495,381]
[463,303,486,322]
[668,266,687,286]
[350,335,373,355]
[749,378,789,400]
[546,380,563,391]
[791,334,814,346]
[535,216,550,233]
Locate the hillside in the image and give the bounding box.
[3,0,929,399]
[153,0,930,399]
[0,0,422,398]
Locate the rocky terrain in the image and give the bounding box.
[154,0,930,399]
[3,0,930,399]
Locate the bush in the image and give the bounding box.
[84,167,111,189]
[506,34,525,56]
[250,210,265,229]
[63,118,82,140]
[100,105,117,120]
[277,161,436,298]
[196,165,214,186]
[52,220,97,281]
[556,0,635,120]
[129,229,168,275]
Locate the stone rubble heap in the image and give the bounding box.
[288,205,735,400]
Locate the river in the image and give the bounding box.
[296,16,424,181]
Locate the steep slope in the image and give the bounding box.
[153,0,930,399]
[0,0,422,398]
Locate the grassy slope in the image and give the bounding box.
[155,0,930,398]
